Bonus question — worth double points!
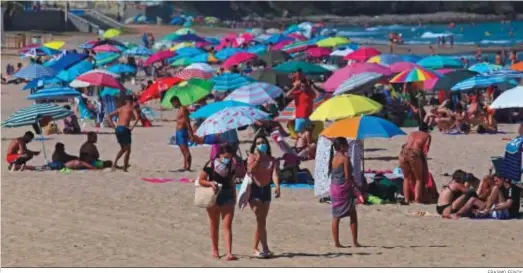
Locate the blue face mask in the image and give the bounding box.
[257,143,268,153]
[221,157,231,165]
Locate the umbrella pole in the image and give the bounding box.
[37,122,49,164]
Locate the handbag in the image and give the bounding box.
[237,174,253,210]
[194,179,222,208]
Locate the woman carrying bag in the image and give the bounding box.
[196,144,238,261]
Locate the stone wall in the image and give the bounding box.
[6,10,66,32]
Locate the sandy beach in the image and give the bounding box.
[2,30,523,267]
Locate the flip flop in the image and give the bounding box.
[254,250,273,259]
[225,255,238,261]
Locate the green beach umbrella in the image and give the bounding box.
[162,32,179,41]
[171,57,193,67]
[161,78,214,108]
[273,61,330,75]
[95,52,121,67]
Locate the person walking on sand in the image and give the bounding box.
[171,96,194,171]
[247,135,280,258]
[106,95,140,172]
[328,137,361,248]
[398,123,432,203]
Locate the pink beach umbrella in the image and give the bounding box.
[323,63,392,92]
[306,47,331,58]
[144,50,175,66]
[424,68,455,90]
[222,52,257,69]
[93,44,121,53]
[288,33,307,41]
[272,40,294,51]
[389,62,419,74]
[76,71,125,90]
[175,68,213,80]
[344,47,382,62]
[19,43,41,54]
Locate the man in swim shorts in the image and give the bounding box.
[79,132,113,169]
[6,131,40,171]
[106,95,140,172]
[171,96,195,171]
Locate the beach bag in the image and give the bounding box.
[237,174,253,210]
[194,179,222,208]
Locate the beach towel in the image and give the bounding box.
[237,174,253,210]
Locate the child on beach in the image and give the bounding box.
[171,96,194,171]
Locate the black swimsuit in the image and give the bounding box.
[436,184,462,215]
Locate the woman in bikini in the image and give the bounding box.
[436,170,478,218]
[198,144,237,261]
[329,137,360,248]
[247,135,280,258]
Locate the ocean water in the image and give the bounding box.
[336,20,523,47]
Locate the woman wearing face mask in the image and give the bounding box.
[198,144,237,261]
[329,137,360,248]
[247,135,280,258]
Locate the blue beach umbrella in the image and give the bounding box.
[210,73,254,92]
[322,115,406,140]
[107,64,137,74]
[48,52,88,71]
[247,44,268,55]
[56,60,94,82]
[204,37,221,45]
[417,55,463,69]
[468,62,502,74]
[400,55,422,63]
[451,75,512,92]
[173,34,206,43]
[124,46,153,56]
[175,47,204,57]
[190,101,254,119]
[100,87,133,97]
[23,76,64,90]
[484,69,523,79]
[265,34,294,45]
[27,87,82,100]
[94,52,121,66]
[14,64,56,80]
[216,48,246,61]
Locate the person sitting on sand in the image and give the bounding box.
[51,142,96,170]
[399,123,431,203]
[328,137,360,248]
[294,123,317,160]
[171,96,195,171]
[6,131,40,171]
[198,144,237,261]
[79,132,112,169]
[62,105,81,134]
[436,170,479,218]
[450,104,469,134]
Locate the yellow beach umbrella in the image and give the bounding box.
[316,37,350,48]
[103,28,122,39]
[309,94,382,121]
[170,42,195,51]
[43,41,65,50]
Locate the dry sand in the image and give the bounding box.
[2,32,523,267]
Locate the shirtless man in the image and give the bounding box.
[171,96,195,171]
[106,95,140,172]
[6,131,40,171]
[398,123,431,203]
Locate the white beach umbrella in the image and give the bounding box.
[489,86,523,109]
[330,48,354,57]
[186,63,214,73]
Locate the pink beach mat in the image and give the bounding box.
[141,177,193,184]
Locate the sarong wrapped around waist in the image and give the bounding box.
[330,179,355,218]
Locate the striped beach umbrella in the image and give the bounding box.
[196,106,269,137]
[175,68,213,80]
[281,40,316,53]
[2,104,71,128]
[468,62,502,74]
[190,101,254,119]
[94,52,121,66]
[451,75,512,92]
[210,73,254,92]
[27,87,81,100]
[333,72,383,96]
[483,69,523,79]
[14,64,56,80]
[223,82,283,105]
[275,92,331,121]
[389,67,440,83]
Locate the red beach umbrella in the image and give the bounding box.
[174,69,213,80]
[344,47,382,62]
[138,77,183,103]
[144,50,175,66]
[222,52,257,69]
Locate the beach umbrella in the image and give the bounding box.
[250,69,291,87]
[186,63,214,73]
[196,106,269,137]
[247,44,268,55]
[431,70,478,91]
[144,50,175,66]
[14,64,55,80]
[323,63,392,92]
[56,60,94,82]
[68,80,91,88]
[388,62,419,74]
[265,34,294,45]
[183,21,193,27]
[48,53,88,71]
[43,41,65,50]
[344,47,381,62]
[162,32,180,41]
[204,37,221,45]
[27,87,81,100]
[321,115,406,140]
[211,73,254,92]
[330,48,354,57]
[124,46,152,56]
[468,62,503,74]
[19,43,40,54]
[222,52,257,69]
[288,33,307,41]
[23,76,63,90]
[138,77,184,104]
[417,56,463,69]
[450,75,512,92]
[175,68,213,80]
[367,54,402,66]
[173,34,206,43]
[248,28,264,36]
[389,67,440,83]
[23,47,60,57]
[92,39,127,49]
[489,86,523,109]
[484,69,523,79]
[320,64,340,72]
[94,52,121,66]
[305,47,331,58]
[224,82,283,105]
[100,87,133,97]
[102,28,122,39]
[316,37,350,48]
[273,61,329,75]
[309,94,382,121]
[107,64,137,74]
[266,28,281,34]
[93,44,121,53]
[174,47,204,57]
[258,50,290,66]
[333,72,383,96]
[74,70,124,90]
[511,62,523,71]
[1,103,71,128]
[400,55,422,63]
[191,53,218,64]
[275,92,331,121]
[190,101,254,119]
[282,40,317,53]
[79,69,120,78]
[78,40,97,49]
[424,69,456,91]
[175,28,196,35]
[171,57,193,67]
[161,78,214,108]
[272,40,294,51]
[216,48,246,61]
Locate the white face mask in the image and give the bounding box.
[213,158,230,177]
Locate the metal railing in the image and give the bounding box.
[66,10,100,33]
